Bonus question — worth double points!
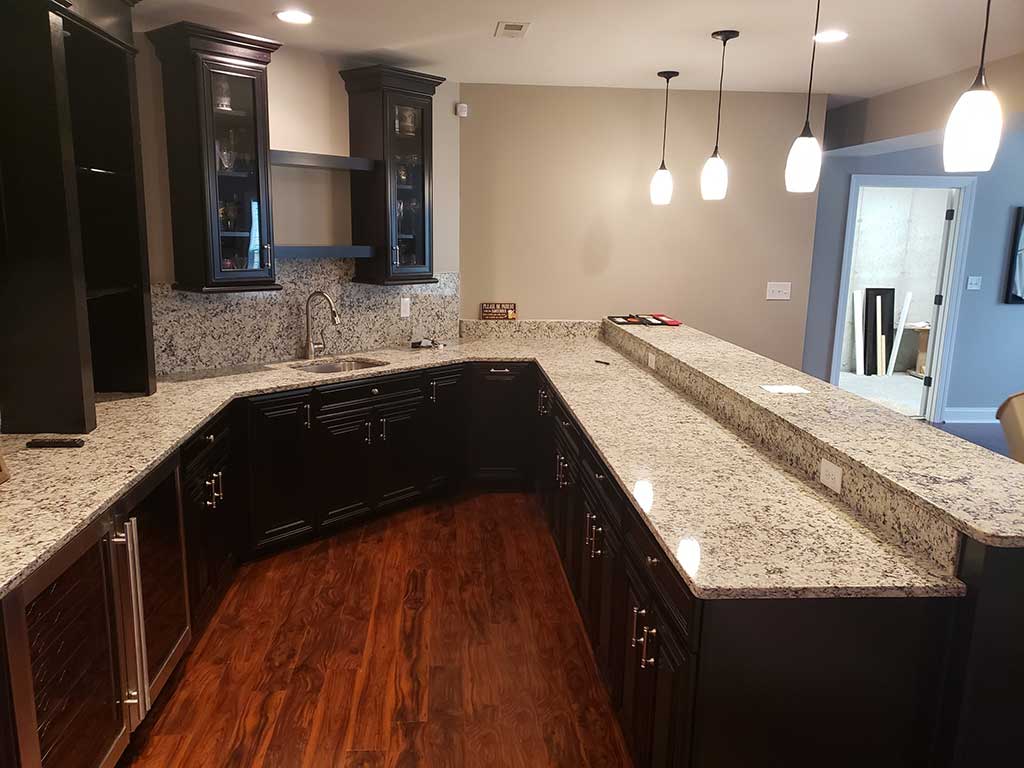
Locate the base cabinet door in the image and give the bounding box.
[2,521,130,768]
[425,367,466,492]
[247,391,314,554]
[375,396,427,509]
[315,405,376,531]
[468,363,535,487]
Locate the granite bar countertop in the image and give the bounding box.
[0,337,964,601]
[612,323,1024,547]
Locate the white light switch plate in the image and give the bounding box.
[967,275,983,291]
[647,351,656,370]
[766,281,792,301]
[819,458,843,494]
[400,297,411,318]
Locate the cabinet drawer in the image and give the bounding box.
[625,522,700,651]
[316,372,423,411]
[580,448,628,535]
[182,410,230,472]
[553,397,581,456]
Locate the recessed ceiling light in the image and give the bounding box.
[814,28,848,43]
[275,9,313,25]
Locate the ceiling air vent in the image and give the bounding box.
[494,21,530,39]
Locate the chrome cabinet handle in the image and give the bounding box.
[431,381,438,403]
[370,387,380,396]
[392,245,400,267]
[555,452,563,485]
[558,457,571,488]
[365,421,373,445]
[205,476,218,508]
[380,417,388,441]
[646,556,660,568]
[584,512,595,546]
[631,607,646,648]
[304,403,311,430]
[122,519,151,717]
[590,525,603,559]
[214,471,224,501]
[640,626,657,669]
[489,368,511,374]
[594,472,605,481]
[204,433,215,444]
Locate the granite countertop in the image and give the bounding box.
[0,337,964,601]
[615,323,1024,547]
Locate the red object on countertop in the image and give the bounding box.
[651,313,682,326]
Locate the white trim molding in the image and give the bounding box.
[943,407,999,424]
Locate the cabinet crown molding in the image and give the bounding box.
[340,64,446,96]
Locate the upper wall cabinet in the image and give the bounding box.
[148,22,282,293]
[340,65,445,285]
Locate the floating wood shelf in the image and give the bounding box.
[275,245,373,260]
[269,150,374,172]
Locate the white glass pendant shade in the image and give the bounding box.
[700,152,728,200]
[650,165,673,206]
[785,125,822,193]
[943,84,1003,172]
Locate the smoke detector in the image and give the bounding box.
[494,21,530,39]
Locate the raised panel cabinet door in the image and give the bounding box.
[375,397,427,510]
[646,619,694,768]
[468,364,535,487]
[206,451,236,610]
[314,404,375,530]
[0,628,17,768]
[425,369,466,492]
[617,561,651,763]
[248,392,313,553]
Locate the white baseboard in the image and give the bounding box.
[942,407,999,424]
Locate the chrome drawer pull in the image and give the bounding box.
[640,626,657,669]
[489,367,511,374]
[631,607,646,648]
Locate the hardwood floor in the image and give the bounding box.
[120,493,632,768]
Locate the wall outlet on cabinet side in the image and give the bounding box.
[647,351,656,370]
[400,297,411,318]
[819,457,843,494]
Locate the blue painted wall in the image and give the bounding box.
[802,117,1024,413]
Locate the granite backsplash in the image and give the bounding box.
[152,256,459,375]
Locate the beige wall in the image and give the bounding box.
[826,51,1024,149]
[459,83,826,368]
[135,38,460,281]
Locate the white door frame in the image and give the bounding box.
[829,174,977,423]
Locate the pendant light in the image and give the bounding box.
[650,70,678,206]
[944,0,1003,172]
[701,30,739,201]
[785,0,824,193]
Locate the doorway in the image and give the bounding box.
[830,175,976,422]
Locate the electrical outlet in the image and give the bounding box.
[766,282,792,301]
[967,275,983,291]
[400,297,411,318]
[819,458,843,494]
[647,351,657,370]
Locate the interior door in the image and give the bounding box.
[375,396,427,510]
[920,188,961,421]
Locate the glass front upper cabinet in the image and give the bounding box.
[148,22,281,292]
[342,66,445,285]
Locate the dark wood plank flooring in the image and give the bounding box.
[120,493,631,767]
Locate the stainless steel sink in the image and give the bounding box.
[290,357,389,374]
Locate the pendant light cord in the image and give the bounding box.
[660,77,670,166]
[804,0,822,125]
[714,41,727,152]
[979,0,992,71]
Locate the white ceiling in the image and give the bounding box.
[135,0,1024,104]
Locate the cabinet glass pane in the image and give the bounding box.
[211,72,265,272]
[392,102,426,270]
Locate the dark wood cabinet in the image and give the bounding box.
[2,518,130,768]
[341,65,445,285]
[425,366,467,492]
[0,624,16,768]
[181,415,237,635]
[147,22,281,293]
[468,363,536,488]
[375,395,427,510]
[246,390,315,554]
[314,403,376,531]
[0,0,155,434]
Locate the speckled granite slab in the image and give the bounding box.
[0,339,962,602]
[604,321,1024,560]
[459,319,601,340]
[151,256,459,374]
